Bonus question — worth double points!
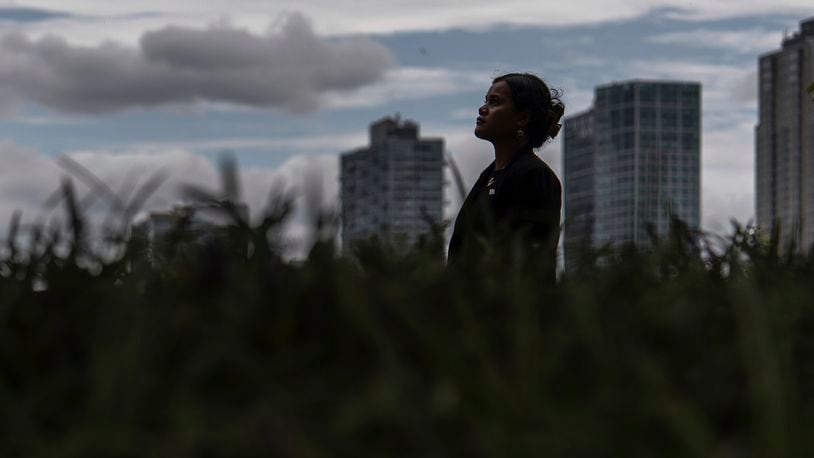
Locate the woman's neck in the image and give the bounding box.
[493,140,529,170]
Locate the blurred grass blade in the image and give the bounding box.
[124,169,168,220]
[56,154,125,213]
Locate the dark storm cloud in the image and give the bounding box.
[0,13,395,114]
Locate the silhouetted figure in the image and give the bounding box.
[448,73,564,280]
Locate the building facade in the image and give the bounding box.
[340,115,444,250]
[563,80,702,266]
[756,17,814,252]
[562,109,596,260]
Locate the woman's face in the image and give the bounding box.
[475,80,526,143]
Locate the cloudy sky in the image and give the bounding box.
[1,1,812,251]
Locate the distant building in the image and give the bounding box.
[340,115,444,250]
[562,109,596,262]
[563,80,702,267]
[756,17,814,252]
[133,201,249,264]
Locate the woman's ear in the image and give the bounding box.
[516,111,530,129]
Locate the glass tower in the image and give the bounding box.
[563,80,702,266]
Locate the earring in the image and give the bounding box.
[516,129,525,138]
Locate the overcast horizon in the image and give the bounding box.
[1,1,813,253]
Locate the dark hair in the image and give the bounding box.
[492,72,565,148]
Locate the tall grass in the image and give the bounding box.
[1,168,814,457]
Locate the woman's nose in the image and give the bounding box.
[478,105,487,115]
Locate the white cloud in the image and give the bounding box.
[6,1,812,40]
[0,13,394,114]
[448,107,477,121]
[627,59,757,109]
[649,27,782,54]
[731,70,758,104]
[700,119,756,232]
[322,66,487,110]
[557,80,595,117]
[1,2,644,40]
[246,153,340,256]
[0,141,64,226]
[122,131,367,155]
[661,2,810,22]
[0,12,199,46]
[0,145,224,236]
[0,140,341,259]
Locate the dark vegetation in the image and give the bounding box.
[2,163,814,458]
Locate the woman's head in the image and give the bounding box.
[475,73,565,149]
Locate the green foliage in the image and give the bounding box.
[808,81,814,98]
[2,175,814,457]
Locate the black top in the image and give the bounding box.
[447,149,562,275]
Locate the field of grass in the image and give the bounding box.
[2,177,814,457]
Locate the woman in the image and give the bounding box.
[447,73,564,277]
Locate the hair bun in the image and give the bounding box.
[546,102,565,140]
[547,122,562,140]
[548,101,565,119]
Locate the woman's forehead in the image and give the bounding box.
[486,80,511,97]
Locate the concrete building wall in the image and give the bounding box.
[341,116,444,250]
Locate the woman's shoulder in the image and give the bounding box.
[509,153,561,188]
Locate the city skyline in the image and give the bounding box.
[0,3,812,256]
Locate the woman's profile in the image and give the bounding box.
[447,72,564,278]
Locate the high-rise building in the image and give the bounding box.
[340,115,444,250]
[562,109,595,259]
[756,17,814,252]
[563,80,702,266]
